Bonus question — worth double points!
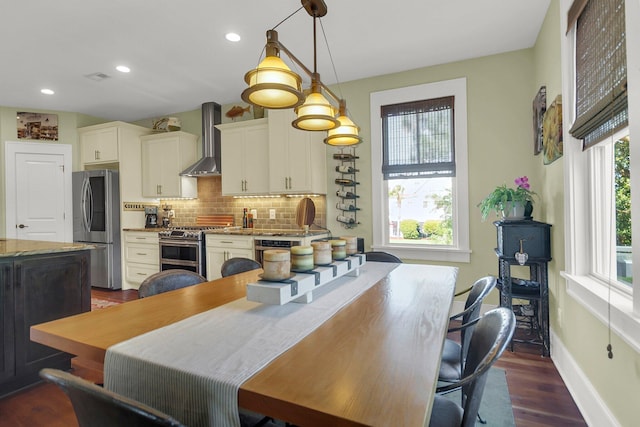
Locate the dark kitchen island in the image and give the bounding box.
[0,239,91,397]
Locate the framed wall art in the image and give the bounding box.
[542,95,563,165]
[17,112,58,141]
[532,86,546,155]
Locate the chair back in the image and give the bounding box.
[39,368,185,427]
[221,257,262,277]
[138,270,206,298]
[364,251,402,263]
[459,276,497,361]
[460,307,515,427]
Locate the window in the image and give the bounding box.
[370,78,470,262]
[563,0,640,351]
[588,133,632,292]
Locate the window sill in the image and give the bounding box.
[562,271,640,353]
[372,245,471,263]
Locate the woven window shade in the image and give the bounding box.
[381,96,455,180]
[568,0,627,150]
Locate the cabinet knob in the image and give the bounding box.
[17,224,29,229]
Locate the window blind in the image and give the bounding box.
[568,0,627,150]
[381,96,455,180]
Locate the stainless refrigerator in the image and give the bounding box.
[73,170,122,289]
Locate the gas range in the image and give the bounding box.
[158,226,225,241]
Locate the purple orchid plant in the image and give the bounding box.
[478,176,537,220]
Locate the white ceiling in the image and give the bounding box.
[1,0,551,122]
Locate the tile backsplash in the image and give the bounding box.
[161,176,326,230]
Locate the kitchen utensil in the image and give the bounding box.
[296,197,316,229]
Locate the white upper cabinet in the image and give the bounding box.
[267,109,327,194]
[79,121,152,167]
[80,126,119,164]
[140,131,198,199]
[218,118,269,196]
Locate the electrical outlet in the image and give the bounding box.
[168,210,175,218]
[250,209,257,220]
[269,209,276,219]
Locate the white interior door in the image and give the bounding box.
[5,141,72,242]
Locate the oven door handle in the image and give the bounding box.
[159,240,200,247]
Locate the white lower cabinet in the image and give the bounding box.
[123,231,159,289]
[205,235,254,281]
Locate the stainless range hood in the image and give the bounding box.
[180,102,222,176]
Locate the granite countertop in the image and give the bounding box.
[204,228,330,237]
[122,227,330,238]
[123,228,162,232]
[0,239,93,258]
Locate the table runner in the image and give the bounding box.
[104,261,398,427]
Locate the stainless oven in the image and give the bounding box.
[159,228,207,276]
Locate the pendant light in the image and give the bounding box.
[324,99,362,145]
[241,31,305,109]
[241,0,362,139]
[292,77,339,131]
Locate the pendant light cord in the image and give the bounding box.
[318,18,344,101]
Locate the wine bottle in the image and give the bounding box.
[336,202,356,211]
[335,165,357,173]
[332,153,358,160]
[242,208,248,228]
[335,178,359,186]
[336,190,357,198]
[337,215,355,224]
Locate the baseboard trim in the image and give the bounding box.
[550,330,621,427]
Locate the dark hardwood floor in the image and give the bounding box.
[0,288,586,426]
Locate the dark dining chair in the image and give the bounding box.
[438,276,497,383]
[221,257,262,277]
[138,270,206,298]
[429,307,516,427]
[39,368,185,427]
[363,251,402,263]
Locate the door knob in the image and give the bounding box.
[17,224,28,228]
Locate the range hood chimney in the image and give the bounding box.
[180,102,222,176]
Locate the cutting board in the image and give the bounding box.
[196,215,234,227]
[295,198,316,227]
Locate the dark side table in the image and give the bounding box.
[494,220,552,356]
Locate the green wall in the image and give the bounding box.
[0,107,106,237]
[535,2,638,425]
[318,50,538,298]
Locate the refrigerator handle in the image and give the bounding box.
[87,179,94,230]
[81,177,91,232]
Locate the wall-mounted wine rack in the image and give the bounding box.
[334,147,359,228]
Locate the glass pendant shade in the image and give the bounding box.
[324,114,362,145]
[241,55,304,109]
[292,91,339,131]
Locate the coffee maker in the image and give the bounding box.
[145,206,158,228]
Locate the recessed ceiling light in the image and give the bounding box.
[41,88,54,95]
[116,65,131,73]
[225,32,241,42]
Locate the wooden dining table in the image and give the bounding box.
[31,262,457,427]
